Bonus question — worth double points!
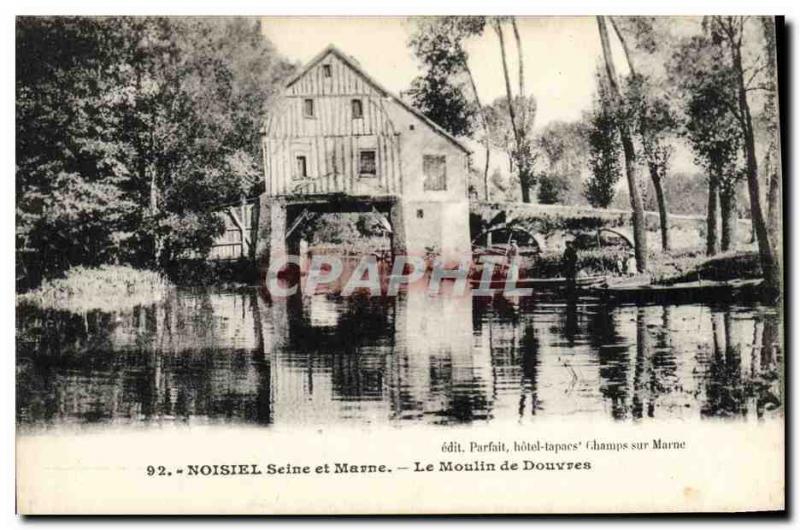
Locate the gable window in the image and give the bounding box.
[359,150,377,176]
[295,155,308,179]
[423,154,447,191]
[303,98,315,118]
[351,99,363,119]
[322,64,332,78]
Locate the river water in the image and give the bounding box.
[16,286,783,429]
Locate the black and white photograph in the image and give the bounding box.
[11,11,787,515]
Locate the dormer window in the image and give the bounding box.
[303,98,315,118]
[322,64,332,78]
[351,99,363,119]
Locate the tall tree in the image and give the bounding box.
[622,74,678,251]
[759,17,782,263]
[493,17,536,203]
[16,17,292,285]
[610,17,678,251]
[596,16,647,271]
[16,18,140,283]
[406,72,476,137]
[584,73,623,208]
[671,34,744,255]
[706,16,780,292]
[535,121,589,205]
[407,17,490,197]
[482,95,537,202]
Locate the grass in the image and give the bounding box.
[529,247,631,277]
[650,249,762,285]
[523,246,761,285]
[17,265,170,313]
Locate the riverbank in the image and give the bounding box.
[17,265,170,313]
[16,249,763,309]
[651,250,762,284]
[525,247,760,283]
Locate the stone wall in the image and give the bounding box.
[470,201,753,252]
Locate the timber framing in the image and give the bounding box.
[280,44,470,154]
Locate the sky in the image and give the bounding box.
[260,16,631,130]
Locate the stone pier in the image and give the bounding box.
[254,193,472,277]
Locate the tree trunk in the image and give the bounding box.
[726,21,779,292]
[148,155,162,266]
[511,18,526,130]
[761,16,781,254]
[494,21,519,147]
[763,17,783,267]
[609,17,637,77]
[719,185,737,252]
[650,164,671,252]
[707,178,720,256]
[767,164,781,256]
[614,18,670,253]
[462,58,491,201]
[764,139,781,260]
[597,16,648,271]
[494,20,530,203]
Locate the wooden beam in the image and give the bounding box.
[372,206,392,234]
[286,208,311,239]
[227,207,251,256]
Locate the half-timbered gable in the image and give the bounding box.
[257,45,473,263]
[262,45,471,201]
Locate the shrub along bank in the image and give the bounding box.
[17,265,170,313]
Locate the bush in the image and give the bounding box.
[656,250,762,284]
[17,265,170,313]
[529,248,631,278]
[537,173,570,204]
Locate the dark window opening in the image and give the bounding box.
[303,98,314,118]
[322,64,332,78]
[423,154,447,191]
[409,124,415,130]
[359,150,377,176]
[295,156,307,179]
[351,99,363,119]
[417,209,424,219]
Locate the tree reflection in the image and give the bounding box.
[591,304,630,420]
[703,311,745,417]
[699,309,782,419]
[17,291,274,426]
[755,315,782,417]
[16,289,783,428]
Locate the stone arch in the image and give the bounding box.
[594,228,634,248]
[472,224,546,252]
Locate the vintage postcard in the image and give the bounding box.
[15,15,785,514]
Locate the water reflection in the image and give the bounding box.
[16,287,783,429]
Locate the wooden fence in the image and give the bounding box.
[207,202,258,261]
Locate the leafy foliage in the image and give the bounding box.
[670,34,743,191]
[537,174,569,205]
[16,17,293,287]
[622,73,677,184]
[407,73,477,137]
[531,248,632,277]
[406,17,486,137]
[584,73,622,208]
[483,96,538,200]
[535,121,589,205]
